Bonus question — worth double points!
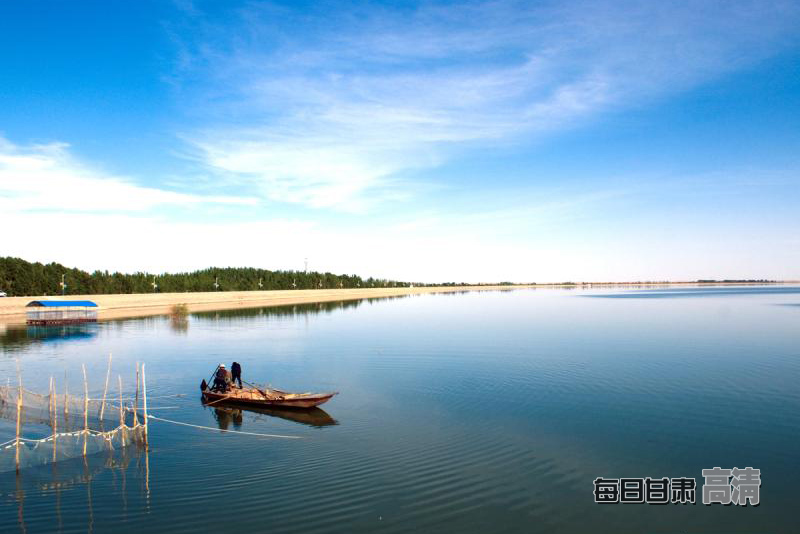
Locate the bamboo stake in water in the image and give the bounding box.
[133,362,140,427]
[145,441,151,498]
[64,370,69,420]
[49,377,54,459]
[15,365,22,473]
[82,364,89,457]
[49,377,54,423]
[118,375,125,447]
[118,375,124,426]
[99,353,112,420]
[52,377,58,463]
[142,363,149,446]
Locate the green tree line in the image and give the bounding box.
[0,256,414,296]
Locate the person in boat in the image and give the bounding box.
[231,361,242,388]
[212,364,232,392]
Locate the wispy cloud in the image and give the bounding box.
[173,0,800,210]
[0,137,256,213]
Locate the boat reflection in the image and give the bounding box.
[211,406,243,431]
[204,401,338,428]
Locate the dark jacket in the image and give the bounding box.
[231,362,242,377]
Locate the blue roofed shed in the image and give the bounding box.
[26,300,98,308]
[26,300,99,325]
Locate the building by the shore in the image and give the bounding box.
[25,300,98,326]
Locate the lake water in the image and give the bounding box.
[1,287,799,533]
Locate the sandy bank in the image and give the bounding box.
[0,286,533,324]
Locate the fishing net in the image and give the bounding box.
[0,385,147,473]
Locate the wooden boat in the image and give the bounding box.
[201,384,337,409]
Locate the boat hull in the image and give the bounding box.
[201,388,337,409]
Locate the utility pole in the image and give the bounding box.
[214,276,219,291]
[258,277,263,289]
[151,276,158,293]
[292,278,297,289]
[60,274,67,295]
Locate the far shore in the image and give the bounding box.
[0,286,528,324]
[0,281,796,324]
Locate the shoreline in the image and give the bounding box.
[0,281,796,325]
[0,286,530,324]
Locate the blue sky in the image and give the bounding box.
[1,0,799,282]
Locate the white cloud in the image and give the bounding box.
[8,204,796,283]
[174,0,800,210]
[194,137,406,211]
[0,210,316,274]
[0,137,256,213]
[3,164,795,282]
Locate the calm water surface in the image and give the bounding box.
[1,287,799,533]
